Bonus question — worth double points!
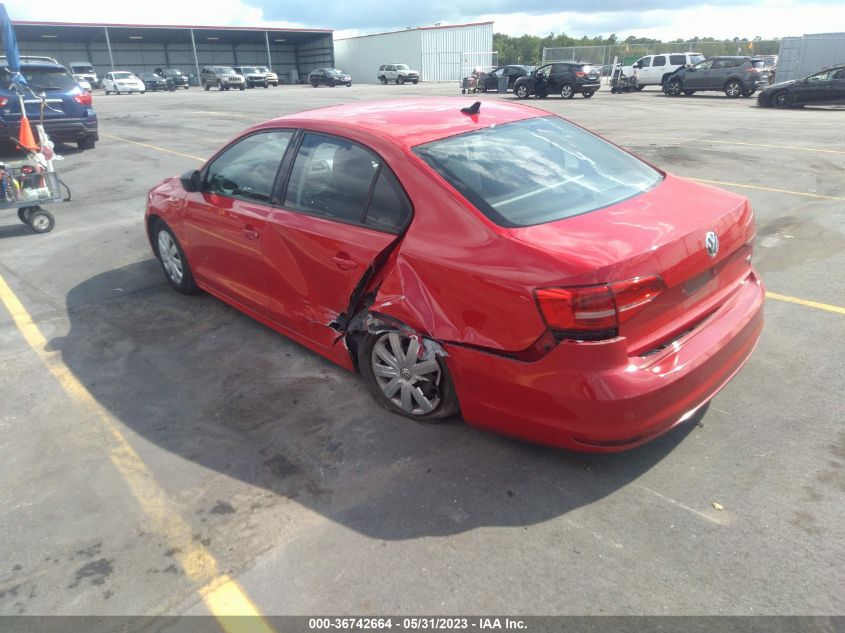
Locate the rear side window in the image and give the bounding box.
[750,60,764,68]
[414,116,661,228]
[653,56,666,66]
[204,131,293,202]
[669,55,687,65]
[283,133,409,232]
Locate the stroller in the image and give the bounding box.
[610,66,638,94]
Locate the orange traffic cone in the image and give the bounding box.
[17,114,39,152]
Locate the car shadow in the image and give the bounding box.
[55,260,700,541]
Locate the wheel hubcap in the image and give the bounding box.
[372,332,442,415]
[562,86,572,97]
[157,231,183,284]
[31,215,49,230]
[728,83,740,96]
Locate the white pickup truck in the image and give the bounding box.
[622,52,704,88]
[377,63,420,84]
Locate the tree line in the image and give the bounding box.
[493,33,781,66]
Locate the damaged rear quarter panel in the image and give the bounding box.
[369,150,552,353]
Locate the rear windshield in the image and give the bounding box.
[2,67,77,91]
[71,64,94,73]
[413,116,662,228]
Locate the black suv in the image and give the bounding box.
[309,68,352,87]
[154,68,190,89]
[478,65,534,92]
[664,56,768,98]
[513,62,600,99]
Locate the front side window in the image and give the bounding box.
[535,65,552,78]
[638,58,651,68]
[386,65,395,71]
[204,131,293,202]
[413,116,662,228]
[693,59,714,70]
[396,64,409,70]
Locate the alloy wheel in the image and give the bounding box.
[371,332,442,415]
[725,81,742,98]
[157,230,184,285]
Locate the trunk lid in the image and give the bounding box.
[509,174,756,353]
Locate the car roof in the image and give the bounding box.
[260,98,546,148]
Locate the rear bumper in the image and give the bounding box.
[576,81,601,92]
[0,115,98,143]
[445,270,764,452]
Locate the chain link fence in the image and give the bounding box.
[543,41,780,68]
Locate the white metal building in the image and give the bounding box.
[777,32,845,82]
[334,22,494,84]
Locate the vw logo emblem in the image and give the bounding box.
[705,231,719,258]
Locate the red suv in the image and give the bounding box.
[145,98,763,452]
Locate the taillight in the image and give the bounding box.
[574,71,586,77]
[0,97,7,107]
[535,275,664,341]
[74,92,93,106]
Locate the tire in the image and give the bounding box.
[461,88,466,94]
[329,80,336,87]
[742,89,756,98]
[773,91,793,109]
[311,80,318,87]
[515,83,530,99]
[683,90,696,96]
[636,85,645,91]
[724,80,743,98]
[17,208,29,223]
[77,136,96,150]
[204,83,210,91]
[380,76,387,84]
[218,81,224,91]
[666,78,683,96]
[358,331,460,421]
[104,87,110,95]
[27,208,55,234]
[582,90,594,98]
[397,75,404,85]
[239,86,245,91]
[560,83,575,99]
[263,82,268,88]
[412,80,418,84]
[153,222,198,295]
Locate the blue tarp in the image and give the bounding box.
[0,3,21,72]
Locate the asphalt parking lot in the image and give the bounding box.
[0,83,843,618]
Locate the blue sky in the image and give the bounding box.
[6,0,842,41]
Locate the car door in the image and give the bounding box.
[684,59,713,89]
[799,68,843,105]
[636,57,652,83]
[547,64,568,92]
[385,65,396,81]
[265,132,411,349]
[831,69,845,105]
[181,130,295,316]
[650,55,667,83]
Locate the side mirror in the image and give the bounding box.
[180,169,202,192]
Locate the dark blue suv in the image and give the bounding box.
[0,61,98,150]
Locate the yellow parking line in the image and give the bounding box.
[0,272,274,632]
[690,178,845,201]
[766,291,845,315]
[102,133,206,162]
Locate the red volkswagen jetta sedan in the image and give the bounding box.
[145,98,763,451]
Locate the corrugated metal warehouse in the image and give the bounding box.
[777,32,845,82]
[334,22,494,83]
[10,21,335,85]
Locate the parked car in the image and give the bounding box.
[201,66,246,91]
[622,52,704,89]
[478,65,534,92]
[514,62,600,99]
[233,66,269,88]
[103,71,145,94]
[757,64,845,108]
[144,98,763,452]
[68,61,99,88]
[0,60,97,149]
[377,64,419,84]
[664,56,769,98]
[310,68,352,87]
[154,68,190,90]
[256,66,278,86]
[73,74,92,92]
[141,73,169,92]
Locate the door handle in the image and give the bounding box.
[242,225,260,240]
[332,253,357,271]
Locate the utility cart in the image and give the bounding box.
[0,162,71,233]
